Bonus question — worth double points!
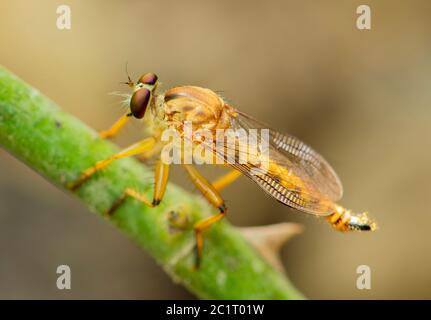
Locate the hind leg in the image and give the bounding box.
[211,169,241,191]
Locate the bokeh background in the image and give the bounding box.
[1,0,430,299]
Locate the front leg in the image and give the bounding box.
[69,136,156,190]
[99,112,131,139]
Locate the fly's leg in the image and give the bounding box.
[183,164,227,268]
[107,160,170,214]
[211,169,241,191]
[136,142,164,163]
[99,112,131,139]
[69,137,156,191]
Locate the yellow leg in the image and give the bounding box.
[69,137,156,190]
[152,160,170,205]
[211,169,241,191]
[183,165,226,211]
[183,165,227,267]
[99,113,131,139]
[193,212,225,268]
[136,142,164,163]
[107,160,170,214]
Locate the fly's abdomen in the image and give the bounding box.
[326,205,377,231]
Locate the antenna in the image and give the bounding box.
[121,61,134,88]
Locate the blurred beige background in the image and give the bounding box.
[1,0,431,299]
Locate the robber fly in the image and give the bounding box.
[70,72,377,266]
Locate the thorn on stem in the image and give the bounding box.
[239,222,304,272]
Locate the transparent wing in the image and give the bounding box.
[233,110,343,200]
[203,108,343,216]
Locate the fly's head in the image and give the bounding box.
[126,73,159,119]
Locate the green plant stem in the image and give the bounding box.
[0,66,304,299]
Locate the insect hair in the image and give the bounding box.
[109,91,132,112]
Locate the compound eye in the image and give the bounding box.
[130,88,151,119]
[138,73,158,86]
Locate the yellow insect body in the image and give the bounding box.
[148,84,376,232]
[71,73,377,267]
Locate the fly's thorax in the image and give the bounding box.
[162,86,232,133]
[137,95,165,138]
